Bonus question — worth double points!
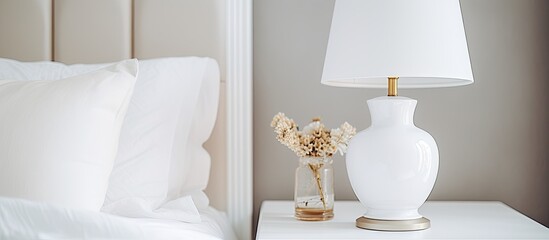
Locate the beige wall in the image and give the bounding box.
[253,0,549,229]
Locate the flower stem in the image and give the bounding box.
[308,162,326,210]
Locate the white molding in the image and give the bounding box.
[226,0,253,239]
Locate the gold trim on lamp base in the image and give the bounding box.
[356,216,430,231]
[387,76,399,96]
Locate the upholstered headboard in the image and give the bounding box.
[0,0,252,239]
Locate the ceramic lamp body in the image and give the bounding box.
[346,96,439,220]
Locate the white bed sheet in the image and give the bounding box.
[0,197,237,240]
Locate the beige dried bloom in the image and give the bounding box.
[301,120,322,135]
[330,122,356,155]
[271,113,356,158]
[271,113,301,155]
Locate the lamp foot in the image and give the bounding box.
[356,216,430,231]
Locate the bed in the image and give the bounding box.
[0,0,252,239]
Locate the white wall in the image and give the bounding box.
[253,0,549,228]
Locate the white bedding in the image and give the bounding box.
[0,57,220,221]
[0,197,237,240]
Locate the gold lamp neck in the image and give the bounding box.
[388,77,399,96]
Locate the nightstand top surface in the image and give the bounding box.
[256,201,549,239]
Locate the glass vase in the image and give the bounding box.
[294,156,334,221]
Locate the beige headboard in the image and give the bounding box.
[0,0,253,239]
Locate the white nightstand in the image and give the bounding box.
[256,201,549,239]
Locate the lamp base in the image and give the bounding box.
[356,216,430,231]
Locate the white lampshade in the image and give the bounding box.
[322,0,474,88]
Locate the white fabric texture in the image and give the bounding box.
[0,60,138,211]
[0,197,237,240]
[0,57,220,222]
[168,60,220,210]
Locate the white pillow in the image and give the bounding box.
[168,60,220,209]
[0,59,138,211]
[0,57,220,222]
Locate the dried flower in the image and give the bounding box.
[271,113,356,158]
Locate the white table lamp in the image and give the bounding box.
[322,0,474,231]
